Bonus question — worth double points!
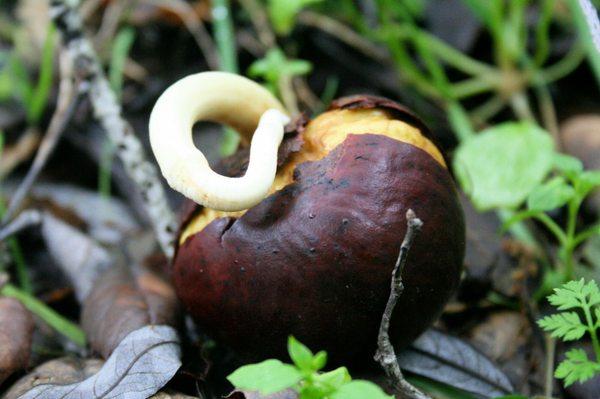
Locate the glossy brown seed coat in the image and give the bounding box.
[173,125,464,362]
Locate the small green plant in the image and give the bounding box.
[503,153,600,286]
[248,48,312,95]
[227,336,392,398]
[268,0,323,35]
[454,121,600,290]
[538,278,600,387]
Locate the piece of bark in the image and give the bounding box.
[81,263,179,358]
[0,297,34,384]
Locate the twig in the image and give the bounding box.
[238,0,276,49]
[2,49,81,224]
[0,209,42,242]
[147,0,219,70]
[293,76,321,113]
[94,0,132,56]
[278,75,299,115]
[49,0,178,259]
[297,11,389,62]
[543,334,556,398]
[374,209,431,399]
[0,127,41,180]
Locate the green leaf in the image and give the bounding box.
[549,278,600,310]
[555,348,600,387]
[315,366,351,390]
[312,350,327,371]
[453,121,554,211]
[268,0,322,34]
[330,380,393,399]
[248,48,312,91]
[577,170,600,197]
[537,312,587,341]
[227,359,302,394]
[299,385,328,399]
[553,153,583,177]
[526,177,575,212]
[288,336,314,371]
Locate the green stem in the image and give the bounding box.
[385,35,443,100]
[446,101,475,141]
[1,283,86,346]
[212,0,238,73]
[563,196,583,280]
[0,198,32,293]
[498,209,540,249]
[470,94,507,126]
[535,213,568,246]
[411,29,497,76]
[450,77,496,99]
[8,238,32,293]
[539,43,586,83]
[212,0,240,156]
[534,0,555,66]
[573,223,600,247]
[583,299,600,361]
[510,91,536,122]
[98,137,114,198]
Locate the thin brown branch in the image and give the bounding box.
[3,49,81,224]
[297,11,389,63]
[147,0,219,70]
[375,209,431,399]
[0,127,41,180]
[238,0,276,49]
[0,210,43,242]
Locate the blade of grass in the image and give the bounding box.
[535,0,556,65]
[28,23,57,125]
[1,283,86,346]
[0,133,32,292]
[212,0,241,156]
[108,27,136,100]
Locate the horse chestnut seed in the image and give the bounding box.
[166,92,465,362]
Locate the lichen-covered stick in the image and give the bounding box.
[375,209,432,399]
[49,0,178,258]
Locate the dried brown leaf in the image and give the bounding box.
[81,263,179,358]
[2,358,102,399]
[0,297,34,384]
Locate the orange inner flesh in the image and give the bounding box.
[179,108,446,244]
